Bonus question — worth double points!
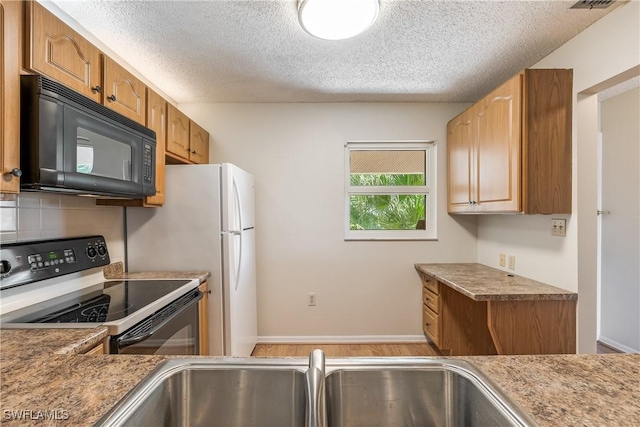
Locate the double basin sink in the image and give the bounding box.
[95,351,537,427]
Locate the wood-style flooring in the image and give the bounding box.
[251,342,442,357]
[597,341,623,354]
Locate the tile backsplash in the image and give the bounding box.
[0,193,125,263]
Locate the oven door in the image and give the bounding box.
[111,290,202,355]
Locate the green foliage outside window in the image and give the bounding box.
[349,174,426,230]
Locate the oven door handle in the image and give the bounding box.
[116,291,203,350]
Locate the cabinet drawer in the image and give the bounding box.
[422,287,439,314]
[422,304,440,346]
[421,276,440,295]
[84,343,105,355]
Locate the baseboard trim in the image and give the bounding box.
[257,335,428,344]
[597,336,638,354]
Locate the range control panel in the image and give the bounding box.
[0,236,110,291]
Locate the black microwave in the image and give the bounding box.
[20,75,156,198]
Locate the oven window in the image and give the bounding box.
[77,127,132,181]
[114,296,200,355]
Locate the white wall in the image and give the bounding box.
[180,102,476,339]
[599,87,640,353]
[0,193,125,313]
[477,0,640,353]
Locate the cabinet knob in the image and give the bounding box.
[425,322,431,327]
[191,150,197,154]
[10,168,22,177]
[107,95,117,102]
[91,85,102,94]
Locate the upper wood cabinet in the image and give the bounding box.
[189,121,210,164]
[447,69,572,214]
[1,0,22,194]
[167,104,209,164]
[144,88,167,206]
[447,108,474,212]
[25,1,102,102]
[167,104,191,160]
[103,56,146,124]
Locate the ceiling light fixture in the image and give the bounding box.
[298,0,380,41]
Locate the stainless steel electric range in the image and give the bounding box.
[0,236,202,355]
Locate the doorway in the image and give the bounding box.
[596,77,640,353]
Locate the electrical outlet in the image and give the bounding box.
[508,255,516,270]
[499,253,506,267]
[308,293,316,306]
[551,218,567,237]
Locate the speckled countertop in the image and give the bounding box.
[103,261,211,283]
[1,331,638,427]
[1,266,636,426]
[0,328,109,358]
[415,263,577,301]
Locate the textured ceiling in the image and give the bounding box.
[49,0,617,103]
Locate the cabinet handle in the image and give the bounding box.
[425,322,431,327]
[425,298,430,302]
[107,95,117,102]
[10,168,22,177]
[91,85,102,94]
[191,150,197,154]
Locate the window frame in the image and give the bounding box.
[344,140,437,241]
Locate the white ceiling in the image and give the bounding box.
[49,0,618,104]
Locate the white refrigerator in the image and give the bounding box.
[126,163,258,357]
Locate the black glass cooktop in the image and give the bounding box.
[1,280,191,324]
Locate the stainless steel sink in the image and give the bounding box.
[325,362,530,427]
[95,359,308,427]
[95,356,537,427]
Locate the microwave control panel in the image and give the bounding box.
[143,143,153,184]
[0,236,110,291]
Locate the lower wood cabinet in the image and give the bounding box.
[420,273,576,356]
[198,282,210,356]
[83,341,106,355]
[421,276,441,346]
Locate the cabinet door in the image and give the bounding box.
[198,282,210,356]
[26,1,102,102]
[1,0,21,194]
[475,73,522,212]
[166,104,190,160]
[447,109,474,212]
[145,89,166,205]
[103,57,146,125]
[189,121,209,164]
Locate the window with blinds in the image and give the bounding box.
[345,141,437,240]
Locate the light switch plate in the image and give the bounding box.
[499,253,506,267]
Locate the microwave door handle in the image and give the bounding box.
[116,292,203,350]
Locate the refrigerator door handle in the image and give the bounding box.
[232,179,243,291]
[221,230,242,236]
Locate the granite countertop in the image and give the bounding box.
[415,263,577,301]
[0,328,638,427]
[103,261,211,283]
[0,328,108,358]
[1,265,636,426]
